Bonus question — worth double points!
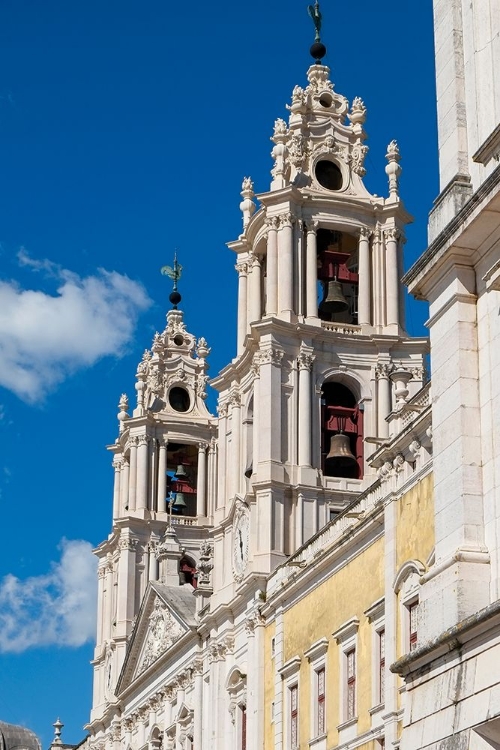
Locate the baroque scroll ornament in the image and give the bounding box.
[138,599,184,674]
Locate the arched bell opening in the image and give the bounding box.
[316,229,359,324]
[179,553,197,588]
[167,442,198,517]
[244,395,254,479]
[321,382,364,479]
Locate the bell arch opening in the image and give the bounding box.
[321,381,363,479]
[316,229,359,325]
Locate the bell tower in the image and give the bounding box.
[210,6,428,602]
[89,268,217,722]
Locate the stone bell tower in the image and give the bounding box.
[210,20,428,604]
[89,274,217,722]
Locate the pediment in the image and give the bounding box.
[117,582,197,694]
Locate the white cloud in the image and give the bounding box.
[0,252,151,401]
[0,539,98,653]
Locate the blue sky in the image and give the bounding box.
[0,0,437,746]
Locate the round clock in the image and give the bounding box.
[232,512,250,580]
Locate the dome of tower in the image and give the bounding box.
[0,723,41,750]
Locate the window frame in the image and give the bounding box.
[364,597,385,711]
[278,655,301,750]
[332,617,359,728]
[304,637,329,742]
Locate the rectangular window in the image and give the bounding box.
[409,602,418,651]
[378,629,385,704]
[346,648,356,720]
[317,667,325,735]
[290,684,298,749]
[241,705,247,750]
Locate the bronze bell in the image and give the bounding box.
[174,463,188,479]
[173,492,187,511]
[319,280,349,315]
[325,433,357,468]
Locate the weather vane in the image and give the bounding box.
[308,0,322,42]
[308,0,327,62]
[161,252,183,308]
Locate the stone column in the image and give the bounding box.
[305,223,318,319]
[236,261,249,355]
[112,458,122,521]
[157,438,168,513]
[116,535,138,636]
[120,458,130,514]
[298,350,314,466]
[248,252,262,326]
[265,217,278,316]
[384,228,400,327]
[230,392,242,498]
[252,358,260,472]
[148,539,158,581]
[296,492,304,549]
[217,403,228,508]
[207,438,217,518]
[357,227,372,326]
[96,564,106,646]
[278,213,294,315]
[136,435,149,511]
[193,659,204,750]
[254,614,265,750]
[128,437,138,511]
[376,363,392,438]
[196,442,207,517]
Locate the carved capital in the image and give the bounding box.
[118,535,138,551]
[127,435,139,449]
[298,351,315,371]
[265,215,280,231]
[359,226,372,240]
[137,434,149,447]
[235,261,249,276]
[375,362,393,380]
[217,402,229,418]
[256,347,284,367]
[279,212,295,228]
[306,220,319,233]
[383,227,400,242]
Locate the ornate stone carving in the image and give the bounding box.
[383,227,400,242]
[359,226,372,240]
[138,599,184,675]
[196,337,210,358]
[298,351,315,371]
[393,453,405,473]
[265,215,280,231]
[118,536,138,551]
[235,261,249,276]
[350,142,369,176]
[385,140,402,197]
[256,347,284,366]
[228,390,241,408]
[197,541,214,587]
[375,362,393,379]
[272,118,288,140]
[349,96,367,125]
[217,402,229,418]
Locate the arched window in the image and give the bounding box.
[317,229,359,324]
[179,554,197,588]
[321,382,363,479]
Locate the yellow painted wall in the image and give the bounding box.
[281,535,384,749]
[396,472,434,570]
[264,619,276,750]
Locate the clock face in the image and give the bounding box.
[232,512,250,580]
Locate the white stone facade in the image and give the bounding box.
[83,57,428,750]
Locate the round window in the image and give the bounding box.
[315,160,343,191]
[169,387,190,413]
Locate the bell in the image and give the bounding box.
[325,433,357,468]
[173,492,187,511]
[319,280,349,315]
[174,463,188,479]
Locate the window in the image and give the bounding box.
[378,630,385,704]
[317,667,325,735]
[346,649,356,720]
[332,617,359,727]
[290,684,299,750]
[409,602,418,651]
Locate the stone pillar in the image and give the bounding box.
[207,438,217,518]
[116,535,137,635]
[103,560,113,642]
[305,223,318,319]
[248,252,262,325]
[157,438,167,513]
[120,458,130,514]
[265,217,278,316]
[254,614,265,750]
[193,659,204,750]
[252,358,260,472]
[148,539,158,581]
[136,435,149,511]
[236,261,249,355]
[384,228,400,327]
[112,458,122,521]
[96,564,106,646]
[128,437,138,511]
[278,213,294,315]
[376,364,392,438]
[230,392,242,498]
[298,350,314,466]
[357,227,372,326]
[196,442,207,517]
[217,403,228,508]
[295,492,304,549]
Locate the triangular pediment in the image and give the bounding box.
[117,582,197,694]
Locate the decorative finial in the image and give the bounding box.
[161,253,183,309]
[308,1,326,63]
[52,719,63,745]
[385,140,402,199]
